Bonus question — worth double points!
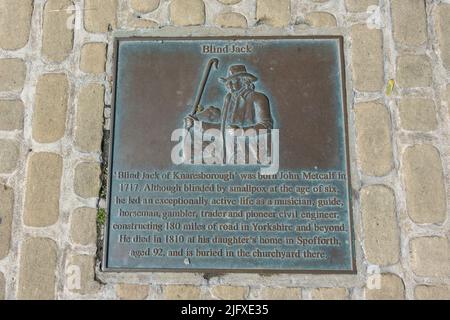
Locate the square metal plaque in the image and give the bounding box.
[104,37,356,273]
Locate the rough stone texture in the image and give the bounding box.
[361,185,400,266]
[163,285,201,300]
[0,273,4,300]
[0,59,27,92]
[218,0,241,4]
[415,285,450,300]
[436,4,450,69]
[345,0,378,12]
[0,185,13,260]
[1,0,450,302]
[391,0,427,47]
[398,98,438,131]
[0,139,20,173]
[305,12,337,28]
[17,238,58,300]
[74,162,101,198]
[259,287,301,300]
[32,73,69,143]
[410,237,449,277]
[84,0,117,33]
[42,0,74,63]
[67,254,100,294]
[0,100,24,131]
[74,84,104,152]
[80,43,107,74]
[215,12,247,28]
[365,274,405,300]
[70,207,97,245]
[211,285,249,300]
[24,153,62,227]
[351,25,384,92]
[397,55,432,88]
[116,284,149,300]
[170,0,205,26]
[311,288,349,300]
[256,0,290,27]
[130,0,159,13]
[355,102,394,176]
[0,0,33,50]
[127,17,158,29]
[447,85,450,106]
[402,144,447,224]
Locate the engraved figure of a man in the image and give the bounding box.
[184,65,274,132]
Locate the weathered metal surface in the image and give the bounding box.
[104,37,356,273]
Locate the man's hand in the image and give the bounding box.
[184,114,198,130]
[225,125,242,137]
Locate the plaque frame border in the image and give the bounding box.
[102,36,357,274]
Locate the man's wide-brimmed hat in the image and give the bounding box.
[219,65,258,82]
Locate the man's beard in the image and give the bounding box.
[229,85,249,95]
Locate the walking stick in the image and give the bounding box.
[186,58,219,129]
[182,58,219,163]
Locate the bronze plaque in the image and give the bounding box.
[103,37,356,273]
